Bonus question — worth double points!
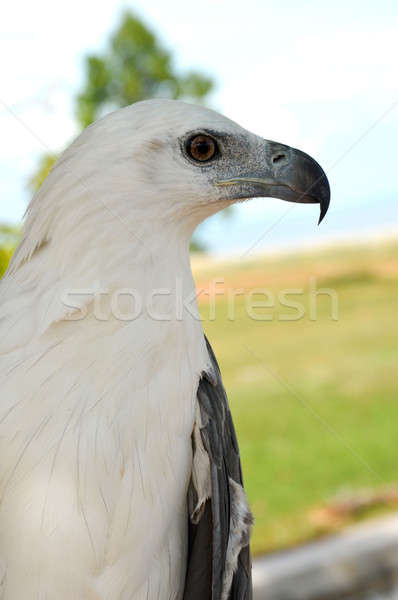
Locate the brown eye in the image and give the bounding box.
[187,135,218,162]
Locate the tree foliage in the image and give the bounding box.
[28,153,58,194]
[30,12,214,193]
[0,225,20,278]
[76,12,213,128]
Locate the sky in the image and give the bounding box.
[1,0,398,254]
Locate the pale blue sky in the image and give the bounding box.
[1,0,397,253]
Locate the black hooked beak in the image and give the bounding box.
[216,141,330,224]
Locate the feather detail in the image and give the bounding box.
[189,404,211,524]
[184,337,253,600]
[222,479,253,600]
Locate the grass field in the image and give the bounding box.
[193,237,398,555]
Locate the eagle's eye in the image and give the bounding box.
[187,135,218,162]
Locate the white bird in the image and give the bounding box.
[0,99,329,599]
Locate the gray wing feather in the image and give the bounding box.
[184,337,253,600]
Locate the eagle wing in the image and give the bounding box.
[184,337,253,600]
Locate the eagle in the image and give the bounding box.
[0,100,329,599]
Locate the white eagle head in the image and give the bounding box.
[10,99,329,274]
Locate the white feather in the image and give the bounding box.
[0,100,247,599]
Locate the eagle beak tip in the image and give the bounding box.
[317,189,330,225]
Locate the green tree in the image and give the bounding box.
[0,225,20,278]
[30,11,214,208]
[28,153,58,194]
[76,12,213,128]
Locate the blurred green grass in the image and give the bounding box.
[193,238,398,554]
